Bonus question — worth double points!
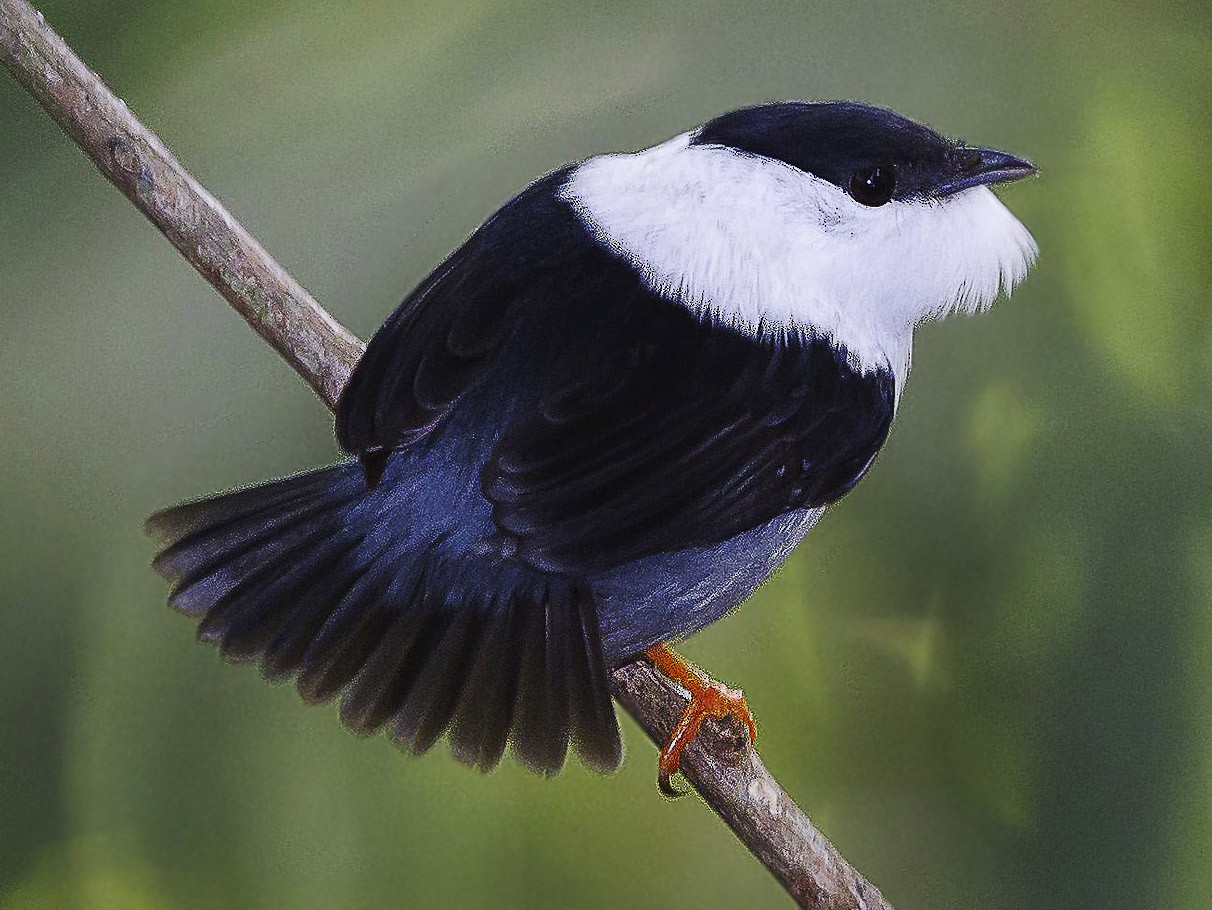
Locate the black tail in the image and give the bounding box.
[145,463,621,774]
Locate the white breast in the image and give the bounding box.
[560,132,1037,380]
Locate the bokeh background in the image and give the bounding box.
[2,0,1210,907]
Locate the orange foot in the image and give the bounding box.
[644,643,757,797]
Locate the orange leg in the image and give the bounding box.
[644,643,757,797]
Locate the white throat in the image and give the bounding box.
[560,132,1037,379]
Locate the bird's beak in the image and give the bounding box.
[937,147,1037,196]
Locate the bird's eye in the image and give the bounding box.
[849,166,896,206]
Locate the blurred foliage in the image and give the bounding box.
[2,1,1210,908]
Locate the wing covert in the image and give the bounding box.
[483,303,897,575]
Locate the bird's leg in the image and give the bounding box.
[643,643,757,797]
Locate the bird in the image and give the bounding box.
[146,100,1037,794]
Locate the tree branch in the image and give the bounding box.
[0,3,893,907]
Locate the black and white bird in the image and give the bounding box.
[147,100,1037,791]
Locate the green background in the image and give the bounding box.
[2,1,1210,907]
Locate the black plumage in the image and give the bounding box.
[337,170,896,574]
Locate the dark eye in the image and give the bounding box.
[849,165,896,206]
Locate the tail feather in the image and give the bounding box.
[198,531,357,662]
[448,598,524,771]
[260,552,375,683]
[146,466,343,548]
[338,566,438,733]
[151,469,361,616]
[156,492,337,584]
[146,462,622,776]
[513,589,572,775]
[297,581,399,706]
[567,587,624,771]
[392,605,482,755]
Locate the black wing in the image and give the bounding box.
[337,170,896,575]
[483,309,896,574]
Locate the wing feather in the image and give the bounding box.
[336,167,896,577]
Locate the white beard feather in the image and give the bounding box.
[561,132,1037,381]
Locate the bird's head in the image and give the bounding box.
[695,101,1037,208]
[564,100,1039,375]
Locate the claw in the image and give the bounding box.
[644,643,757,798]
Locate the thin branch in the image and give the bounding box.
[0,3,893,908]
[0,0,360,408]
